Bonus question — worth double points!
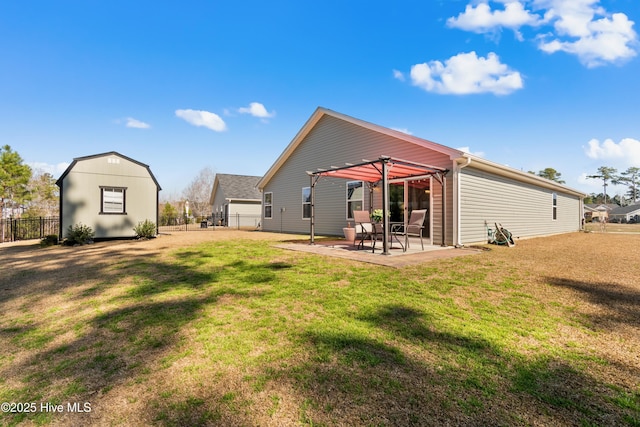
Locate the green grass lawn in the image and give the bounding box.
[1,235,639,426]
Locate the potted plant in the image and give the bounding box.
[343,222,356,242]
[370,209,384,223]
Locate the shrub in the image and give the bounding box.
[133,219,157,239]
[40,234,59,247]
[64,223,95,245]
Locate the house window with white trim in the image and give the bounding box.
[552,192,557,220]
[264,192,273,219]
[302,187,311,219]
[100,187,126,214]
[346,181,363,220]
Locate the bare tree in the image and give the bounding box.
[182,167,216,220]
[24,170,59,217]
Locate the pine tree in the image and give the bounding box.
[537,167,565,184]
[0,145,32,242]
[614,167,640,204]
[0,145,32,217]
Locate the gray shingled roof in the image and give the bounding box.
[216,174,262,200]
[584,203,617,211]
[609,203,640,215]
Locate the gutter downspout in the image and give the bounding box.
[455,156,472,247]
[58,182,63,240]
[156,188,160,236]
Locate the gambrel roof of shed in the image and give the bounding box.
[55,151,161,190]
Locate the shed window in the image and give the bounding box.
[264,192,273,219]
[552,192,557,220]
[302,187,311,219]
[346,181,363,220]
[101,187,126,214]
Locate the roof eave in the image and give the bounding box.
[257,107,464,190]
[258,107,327,190]
[55,151,162,191]
[457,155,586,197]
[226,198,262,203]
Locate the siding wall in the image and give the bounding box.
[60,155,158,238]
[459,166,582,244]
[262,115,454,237]
[228,201,261,228]
[211,184,226,217]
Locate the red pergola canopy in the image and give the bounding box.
[310,156,447,182]
[308,156,449,253]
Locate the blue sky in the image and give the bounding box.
[2,0,639,199]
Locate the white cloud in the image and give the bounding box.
[175,109,227,132]
[28,162,70,177]
[409,51,523,95]
[457,146,486,157]
[537,4,637,67]
[584,137,640,165]
[577,172,605,188]
[391,127,412,135]
[447,0,638,67]
[392,69,405,81]
[447,1,542,40]
[238,102,275,119]
[125,117,151,129]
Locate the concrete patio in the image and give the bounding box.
[275,237,483,268]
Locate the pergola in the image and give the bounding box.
[308,156,449,254]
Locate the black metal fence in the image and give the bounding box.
[158,214,262,233]
[0,217,59,243]
[213,213,262,229]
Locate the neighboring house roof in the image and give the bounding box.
[609,204,640,216]
[55,151,162,190]
[210,174,262,204]
[258,107,585,198]
[585,203,617,211]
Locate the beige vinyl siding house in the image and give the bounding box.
[258,108,585,246]
[259,110,457,238]
[209,174,262,228]
[457,165,583,244]
[56,152,161,239]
